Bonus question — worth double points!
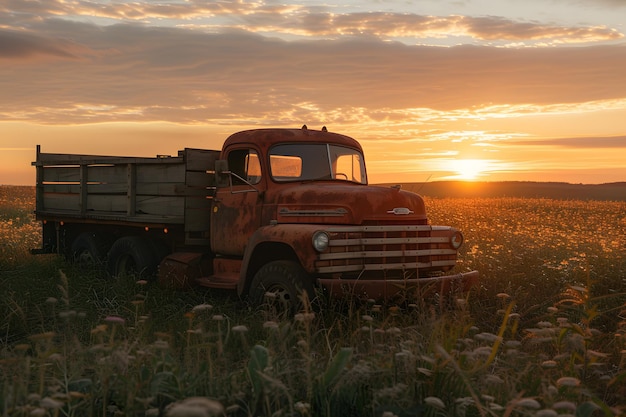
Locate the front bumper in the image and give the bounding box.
[317,270,479,300]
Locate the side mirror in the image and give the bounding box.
[215,159,230,188]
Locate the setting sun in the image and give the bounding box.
[454,159,490,180]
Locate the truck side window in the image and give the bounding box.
[228,149,262,185]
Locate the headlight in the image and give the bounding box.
[450,231,464,249]
[312,231,330,252]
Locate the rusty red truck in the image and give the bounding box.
[32,126,478,313]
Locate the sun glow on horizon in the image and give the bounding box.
[450,159,491,180]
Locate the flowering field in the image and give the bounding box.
[0,185,625,417]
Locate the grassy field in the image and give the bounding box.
[1,185,625,417]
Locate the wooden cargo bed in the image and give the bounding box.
[33,146,219,235]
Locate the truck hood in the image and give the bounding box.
[269,183,428,225]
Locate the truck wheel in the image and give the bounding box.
[107,236,158,278]
[248,260,315,317]
[70,233,112,268]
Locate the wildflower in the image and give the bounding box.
[28,331,55,341]
[294,402,310,413]
[59,310,77,319]
[386,327,402,335]
[166,397,224,417]
[104,316,125,325]
[556,377,580,387]
[294,312,315,322]
[40,397,64,409]
[424,396,445,409]
[192,304,213,313]
[263,321,279,330]
[232,325,248,333]
[474,332,501,343]
[484,374,504,384]
[552,401,576,412]
[515,398,541,409]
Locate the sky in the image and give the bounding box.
[1,0,625,186]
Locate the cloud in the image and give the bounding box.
[512,136,626,148]
[0,30,82,60]
[2,0,623,45]
[1,19,626,125]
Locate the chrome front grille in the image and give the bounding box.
[315,225,458,275]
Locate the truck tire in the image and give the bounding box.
[248,260,315,317]
[69,232,112,269]
[107,236,159,278]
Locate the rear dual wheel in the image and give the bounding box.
[69,232,113,269]
[107,236,167,279]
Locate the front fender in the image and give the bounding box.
[238,223,322,295]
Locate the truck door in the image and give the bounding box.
[211,148,264,256]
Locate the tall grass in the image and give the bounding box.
[1,186,625,416]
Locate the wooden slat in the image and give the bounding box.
[35,153,184,166]
[40,193,80,211]
[137,164,185,183]
[42,167,81,183]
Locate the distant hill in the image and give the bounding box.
[376,181,626,202]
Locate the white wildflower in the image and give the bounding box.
[166,397,224,417]
[515,398,541,409]
[192,304,213,313]
[556,377,580,387]
[424,396,445,409]
[232,325,248,333]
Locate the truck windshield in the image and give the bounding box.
[269,143,367,184]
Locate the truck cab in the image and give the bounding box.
[192,126,477,312]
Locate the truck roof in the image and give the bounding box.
[222,126,363,153]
